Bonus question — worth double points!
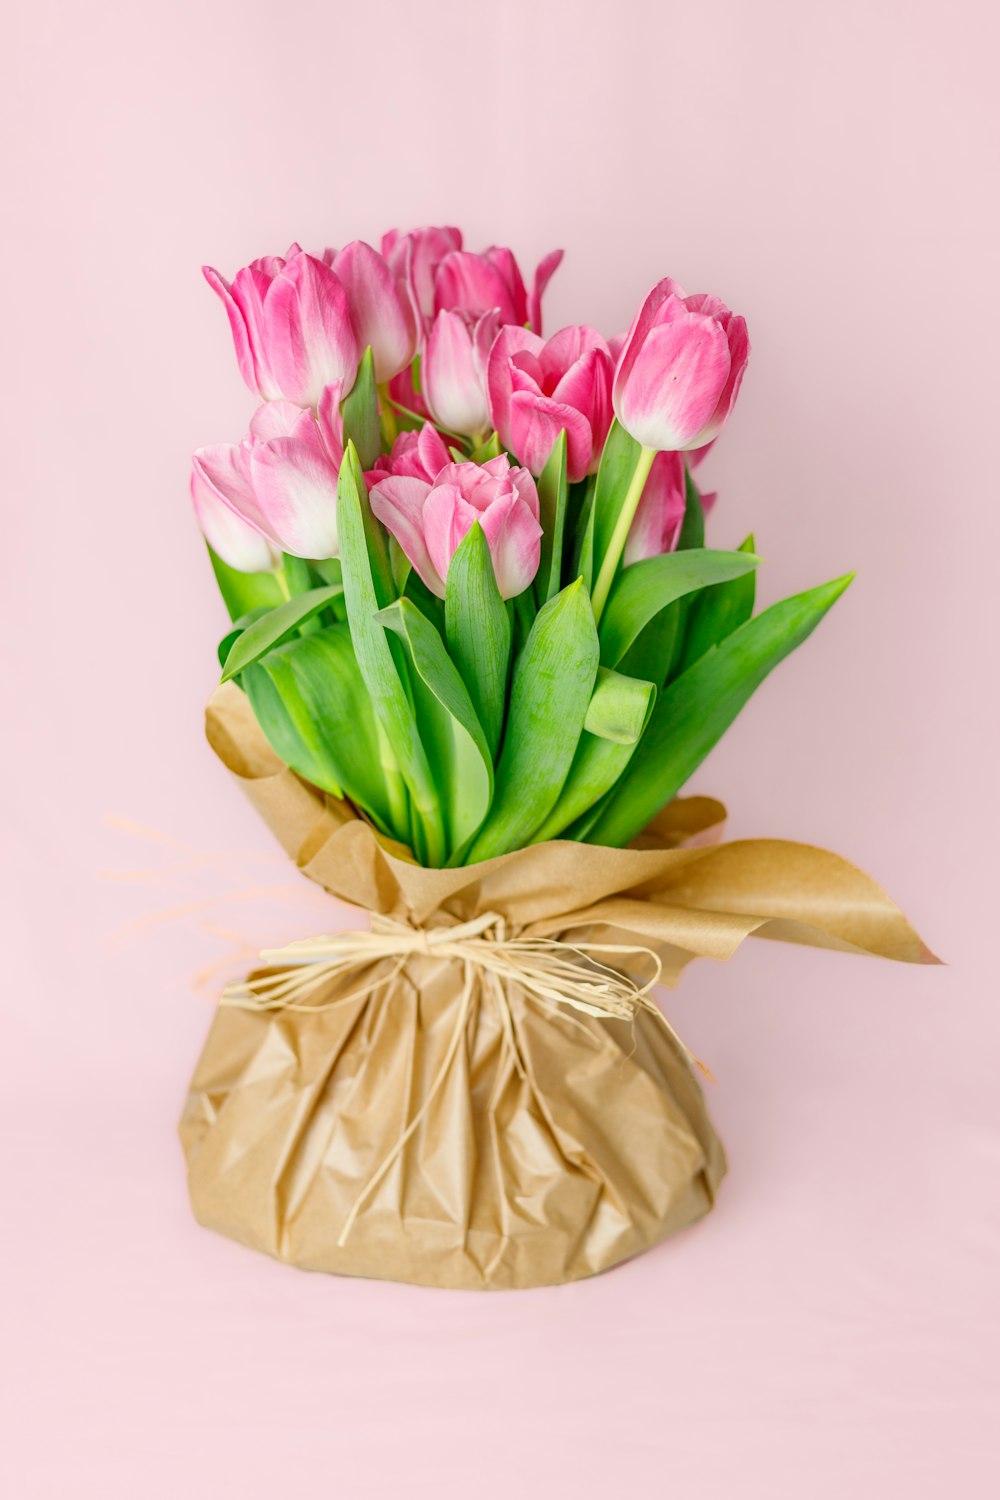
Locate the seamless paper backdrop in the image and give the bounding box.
[3,1,998,1495]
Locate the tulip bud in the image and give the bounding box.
[487,324,614,482]
[190,459,279,574]
[368,423,452,486]
[612,279,749,452]
[328,240,418,385]
[434,245,563,335]
[370,455,542,599]
[382,225,463,326]
[423,309,499,437]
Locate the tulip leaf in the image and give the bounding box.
[207,544,284,622]
[219,585,344,683]
[598,548,760,669]
[445,522,511,761]
[590,419,646,582]
[678,534,757,674]
[337,442,444,864]
[535,429,568,604]
[618,605,682,686]
[466,579,599,862]
[586,574,855,847]
[532,675,656,843]
[571,477,597,590]
[377,598,493,863]
[584,667,656,744]
[470,431,501,463]
[340,347,381,471]
[676,467,705,550]
[241,625,394,832]
[217,607,272,671]
[281,554,317,598]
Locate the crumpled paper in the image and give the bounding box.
[179,684,934,1289]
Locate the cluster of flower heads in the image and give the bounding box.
[192,226,747,600]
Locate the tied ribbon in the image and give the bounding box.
[220,911,687,1252]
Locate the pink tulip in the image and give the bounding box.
[612,278,749,451]
[324,240,418,385]
[622,451,687,565]
[203,245,359,408]
[382,225,463,325]
[370,455,541,599]
[422,309,499,437]
[368,423,452,485]
[434,245,563,334]
[487,324,614,482]
[192,387,344,560]
[191,461,279,574]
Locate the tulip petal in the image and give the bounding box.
[623,450,687,564]
[190,463,278,573]
[486,324,544,446]
[333,240,417,385]
[483,246,528,325]
[316,380,345,466]
[415,421,453,481]
[612,278,688,411]
[423,309,490,435]
[422,484,481,588]
[551,346,615,468]
[614,311,732,451]
[203,266,268,397]
[248,436,341,558]
[192,443,280,543]
[249,400,315,442]
[508,390,595,482]
[368,474,442,594]
[435,251,520,325]
[477,491,543,599]
[528,248,564,335]
[262,252,359,408]
[708,314,750,436]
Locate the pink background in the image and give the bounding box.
[4,1,998,1494]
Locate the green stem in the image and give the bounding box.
[273,564,292,601]
[590,445,657,622]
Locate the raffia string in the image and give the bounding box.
[219,911,687,1250]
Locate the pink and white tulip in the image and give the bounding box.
[433,245,563,335]
[623,451,687,565]
[322,240,418,385]
[191,461,280,574]
[368,423,452,486]
[370,455,542,599]
[203,246,359,409]
[422,309,499,437]
[192,387,344,560]
[487,324,614,482]
[612,279,749,451]
[382,225,463,325]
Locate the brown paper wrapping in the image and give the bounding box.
[180,684,935,1289]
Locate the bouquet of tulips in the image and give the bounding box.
[191,230,847,867]
[181,227,928,1290]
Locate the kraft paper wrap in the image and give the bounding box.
[180,683,934,1289]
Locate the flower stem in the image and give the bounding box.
[274,563,292,601]
[590,445,657,622]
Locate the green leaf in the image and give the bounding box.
[591,419,645,580]
[340,347,381,471]
[466,579,599,862]
[470,431,501,463]
[337,443,443,863]
[584,667,656,744]
[678,533,757,674]
[219,585,344,683]
[444,522,511,761]
[587,574,855,847]
[618,605,682,685]
[217,607,271,670]
[532,675,656,843]
[377,599,493,863]
[281,554,316,597]
[676,466,705,550]
[242,625,394,830]
[207,544,283,622]
[571,477,597,591]
[598,548,761,669]
[535,429,568,604]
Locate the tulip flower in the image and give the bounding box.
[368,423,452,486]
[203,245,359,408]
[422,309,499,438]
[622,451,688,566]
[612,278,749,453]
[323,240,418,386]
[191,461,280,574]
[487,324,614,482]
[370,455,542,599]
[434,245,563,334]
[192,386,344,560]
[382,225,463,325]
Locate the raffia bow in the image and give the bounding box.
[220,911,686,1250]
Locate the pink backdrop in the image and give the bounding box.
[4,1,998,1494]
